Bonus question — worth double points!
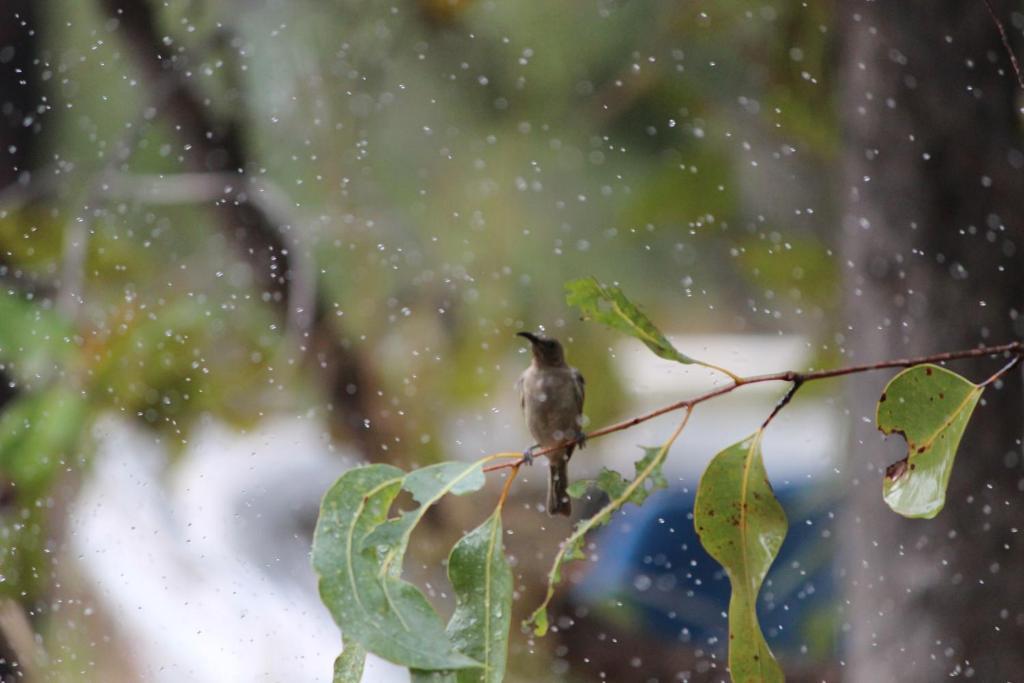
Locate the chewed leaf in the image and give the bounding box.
[364,461,487,577]
[445,510,512,683]
[565,278,697,364]
[877,364,983,519]
[694,432,786,683]
[312,464,482,672]
[527,444,673,635]
[565,479,590,500]
[567,446,668,506]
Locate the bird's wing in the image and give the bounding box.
[572,367,585,412]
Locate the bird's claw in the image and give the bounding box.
[575,430,587,449]
[521,445,537,466]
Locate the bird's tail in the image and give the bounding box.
[548,452,572,517]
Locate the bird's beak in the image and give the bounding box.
[516,331,540,345]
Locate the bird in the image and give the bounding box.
[516,332,586,516]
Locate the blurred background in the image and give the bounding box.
[0,0,1022,681]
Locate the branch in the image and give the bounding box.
[99,0,389,454]
[98,0,293,312]
[761,377,803,429]
[981,353,1022,386]
[982,0,1024,91]
[484,340,1022,473]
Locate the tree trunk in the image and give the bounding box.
[839,1,1024,680]
[0,5,41,676]
[0,0,39,408]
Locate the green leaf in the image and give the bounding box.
[313,464,482,672]
[445,509,512,683]
[332,640,366,683]
[0,291,74,388]
[411,672,456,683]
[694,432,786,683]
[567,446,668,506]
[527,443,674,635]
[877,364,983,519]
[364,461,486,578]
[0,384,90,491]
[565,277,697,364]
[0,384,91,600]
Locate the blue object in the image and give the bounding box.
[569,482,839,660]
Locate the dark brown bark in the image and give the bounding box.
[839,1,1024,679]
[0,0,40,412]
[0,0,37,188]
[0,3,40,672]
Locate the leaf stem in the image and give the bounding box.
[981,0,1024,90]
[697,360,745,384]
[495,464,520,511]
[980,353,1022,387]
[485,340,1022,473]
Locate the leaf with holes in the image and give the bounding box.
[694,432,786,683]
[312,464,482,672]
[878,364,983,519]
[363,461,487,578]
[566,446,668,505]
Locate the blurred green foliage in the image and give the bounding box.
[1,0,841,677]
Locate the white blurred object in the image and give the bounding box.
[616,333,813,395]
[68,416,409,683]
[598,333,843,481]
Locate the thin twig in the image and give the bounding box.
[484,340,1022,473]
[699,359,744,384]
[981,353,1022,386]
[762,378,803,429]
[982,0,1024,90]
